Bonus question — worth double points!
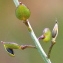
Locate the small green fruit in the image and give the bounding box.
[4,42,20,49]
[15,4,30,21]
[42,28,51,42]
[1,41,20,57]
[38,28,51,42]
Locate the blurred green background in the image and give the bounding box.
[0,0,63,63]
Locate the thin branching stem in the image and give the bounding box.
[13,0,52,63]
[48,41,55,58]
[24,20,52,63]
[48,21,58,58]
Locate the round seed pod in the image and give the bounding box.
[15,4,30,21]
[42,28,51,42]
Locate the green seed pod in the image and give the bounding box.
[38,28,51,42]
[3,42,20,49]
[42,28,51,42]
[15,3,30,21]
[1,41,20,57]
[1,41,36,57]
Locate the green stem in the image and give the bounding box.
[48,41,55,58]
[13,0,19,7]
[13,0,52,63]
[25,20,52,63]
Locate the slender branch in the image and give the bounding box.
[48,41,55,58]
[48,21,58,58]
[13,0,52,63]
[24,20,52,63]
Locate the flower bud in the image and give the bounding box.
[52,21,58,42]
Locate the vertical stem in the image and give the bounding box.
[25,20,52,63]
[13,0,19,7]
[48,41,55,58]
[13,0,52,63]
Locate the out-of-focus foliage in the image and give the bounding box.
[0,0,63,63]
